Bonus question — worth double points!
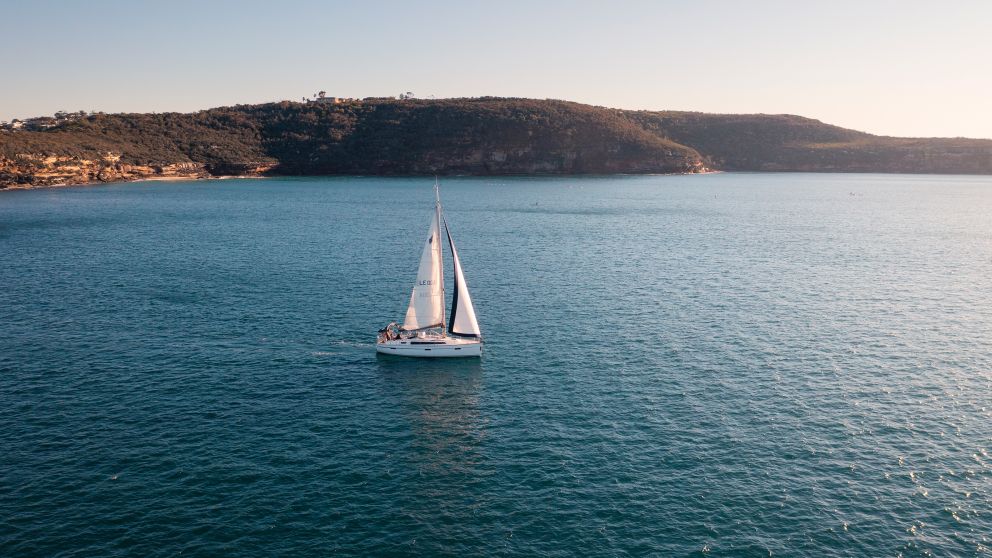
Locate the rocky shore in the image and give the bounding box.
[0,155,277,190]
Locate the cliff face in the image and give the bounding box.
[2,97,991,189]
[0,155,206,188]
[0,155,276,189]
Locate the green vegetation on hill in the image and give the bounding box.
[2,109,271,167]
[0,99,701,179]
[255,98,701,174]
[629,111,992,174]
[3,97,992,188]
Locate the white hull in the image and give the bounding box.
[376,336,482,358]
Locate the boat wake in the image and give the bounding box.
[312,340,376,356]
[335,339,375,349]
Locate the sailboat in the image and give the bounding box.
[376,180,483,357]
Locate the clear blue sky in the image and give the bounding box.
[3,0,990,138]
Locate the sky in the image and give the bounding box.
[3,0,990,138]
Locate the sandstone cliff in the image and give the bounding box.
[0,155,203,188]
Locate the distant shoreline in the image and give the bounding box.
[0,170,277,192]
[10,168,992,194]
[1,170,723,192]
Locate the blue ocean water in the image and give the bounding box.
[1,173,990,556]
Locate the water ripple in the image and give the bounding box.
[1,174,991,556]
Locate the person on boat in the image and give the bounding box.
[378,322,399,342]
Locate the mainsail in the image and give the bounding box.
[402,204,445,330]
[444,218,482,338]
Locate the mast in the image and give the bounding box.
[435,177,446,330]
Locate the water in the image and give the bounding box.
[1,174,990,556]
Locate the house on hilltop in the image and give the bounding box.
[312,91,353,104]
